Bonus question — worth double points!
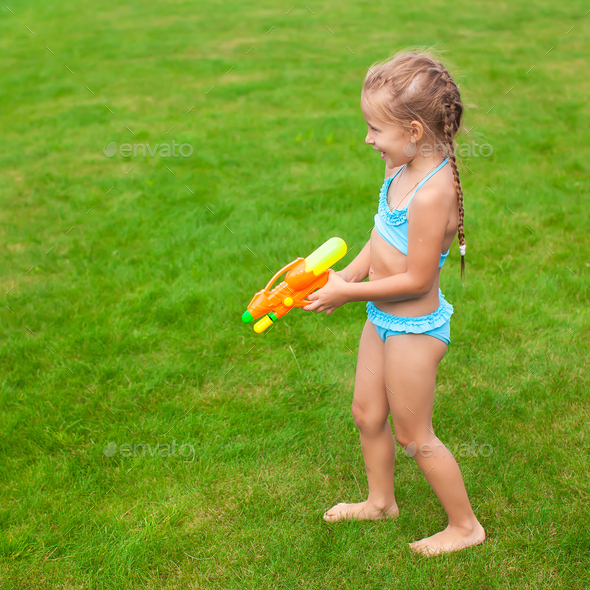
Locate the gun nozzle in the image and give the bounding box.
[242,310,254,323]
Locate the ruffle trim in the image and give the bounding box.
[366,292,454,333]
[378,177,408,226]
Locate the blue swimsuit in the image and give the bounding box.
[367,158,454,345]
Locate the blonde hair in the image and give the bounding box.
[362,49,467,280]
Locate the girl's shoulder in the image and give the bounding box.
[408,175,457,220]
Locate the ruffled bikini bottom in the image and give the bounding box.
[366,288,453,345]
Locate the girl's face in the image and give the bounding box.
[360,92,414,169]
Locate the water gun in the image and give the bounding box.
[242,237,347,333]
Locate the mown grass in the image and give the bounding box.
[0,0,588,588]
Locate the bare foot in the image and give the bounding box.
[409,520,486,556]
[323,500,399,523]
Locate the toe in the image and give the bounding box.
[408,543,432,557]
[408,541,429,556]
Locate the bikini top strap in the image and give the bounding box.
[388,165,406,182]
[407,158,449,204]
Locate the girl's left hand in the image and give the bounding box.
[302,270,349,315]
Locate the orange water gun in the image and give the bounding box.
[242,237,347,333]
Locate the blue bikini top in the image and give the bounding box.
[374,158,450,268]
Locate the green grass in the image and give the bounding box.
[1,0,589,588]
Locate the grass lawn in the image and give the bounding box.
[0,0,588,588]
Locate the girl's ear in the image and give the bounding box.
[409,120,425,142]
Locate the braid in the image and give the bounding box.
[439,68,466,281]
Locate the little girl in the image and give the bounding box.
[304,50,486,556]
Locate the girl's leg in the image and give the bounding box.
[384,333,486,556]
[324,319,399,522]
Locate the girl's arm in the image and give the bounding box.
[336,239,371,283]
[346,185,450,302]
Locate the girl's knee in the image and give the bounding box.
[351,401,389,433]
[393,425,437,453]
[393,428,412,450]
